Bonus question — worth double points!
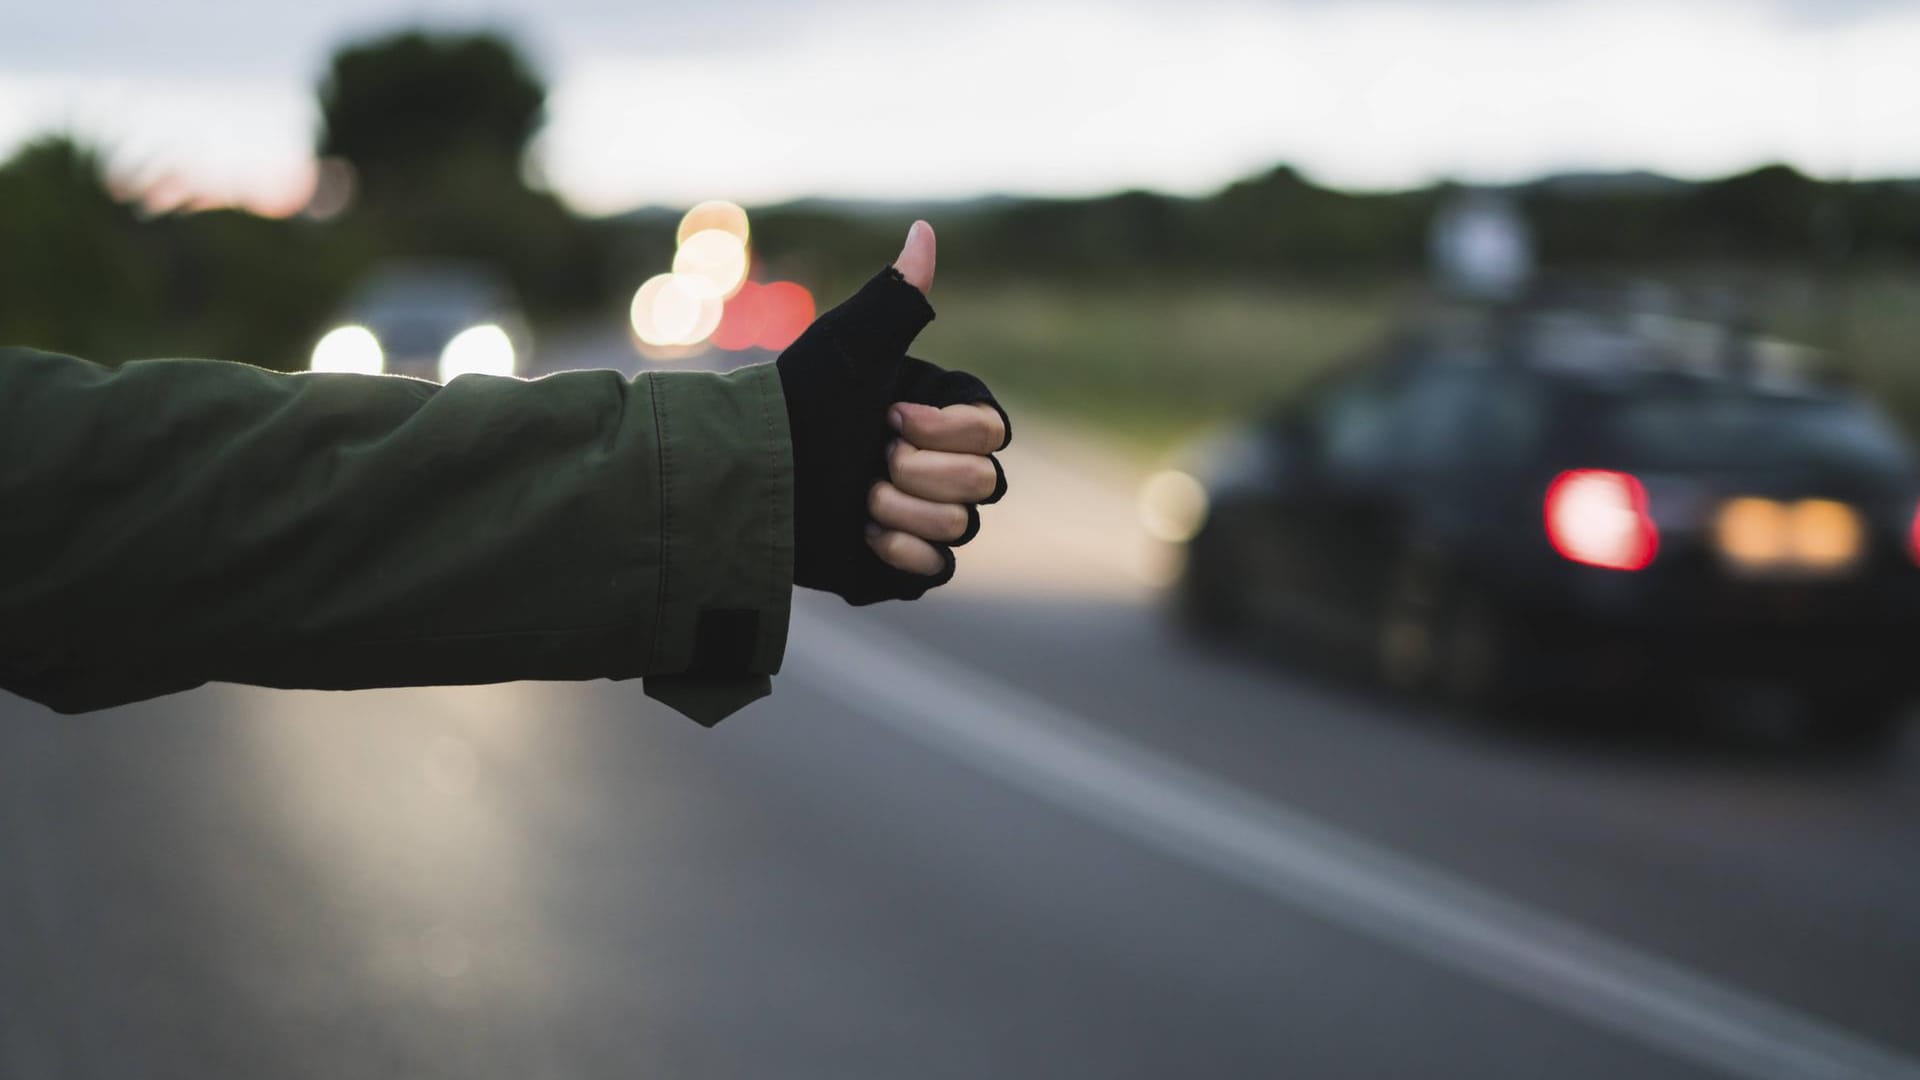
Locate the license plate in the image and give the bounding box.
[1714,497,1863,577]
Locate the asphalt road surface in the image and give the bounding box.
[5,395,1920,1079]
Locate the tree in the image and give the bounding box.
[317,30,546,208]
[313,29,612,318]
[0,136,159,360]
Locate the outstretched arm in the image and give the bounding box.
[0,222,1007,725]
[0,349,791,724]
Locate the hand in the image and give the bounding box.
[865,224,1007,575]
[775,220,1011,605]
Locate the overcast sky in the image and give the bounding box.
[2,0,1916,215]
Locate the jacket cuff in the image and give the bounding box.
[641,362,794,725]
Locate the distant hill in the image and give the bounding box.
[1522,170,1691,196]
[605,192,1027,227]
[593,159,1920,291]
[738,162,1920,281]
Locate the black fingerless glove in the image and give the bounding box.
[775,266,1011,606]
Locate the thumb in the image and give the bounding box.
[893,220,936,294]
[800,221,935,370]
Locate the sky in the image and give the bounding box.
[2,0,1917,217]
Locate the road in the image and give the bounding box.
[5,361,1920,1078]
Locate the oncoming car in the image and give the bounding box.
[309,261,532,382]
[1164,306,1920,749]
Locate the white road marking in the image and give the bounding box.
[791,609,1920,1080]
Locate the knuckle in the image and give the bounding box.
[867,481,889,517]
[880,527,921,560]
[972,462,999,500]
[943,505,970,539]
[975,414,1002,453]
[899,538,929,569]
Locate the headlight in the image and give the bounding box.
[439,324,516,381]
[310,325,384,374]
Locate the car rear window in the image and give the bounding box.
[1605,393,1912,472]
[1399,366,1546,468]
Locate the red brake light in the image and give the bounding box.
[1545,470,1658,571]
[1909,503,1920,566]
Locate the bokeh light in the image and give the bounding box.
[1714,497,1864,574]
[1544,470,1657,571]
[682,287,726,344]
[303,157,356,222]
[712,281,768,351]
[310,325,384,374]
[631,273,724,348]
[672,228,749,299]
[1790,499,1863,572]
[1716,497,1787,570]
[708,280,813,351]
[676,200,750,247]
[630,200,812,354]
[753,281,814,351]
[1138,470,1210,543]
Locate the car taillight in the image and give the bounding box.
[1909,503,1920,566]
[1544,470,1658,571]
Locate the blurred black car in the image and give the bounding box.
[309,260,532,381]
[1167,305,1920,748]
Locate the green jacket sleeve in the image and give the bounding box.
[0,346,792,726]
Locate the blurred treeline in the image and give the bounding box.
[764,162,1920,293]
[4,28,1919,369]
